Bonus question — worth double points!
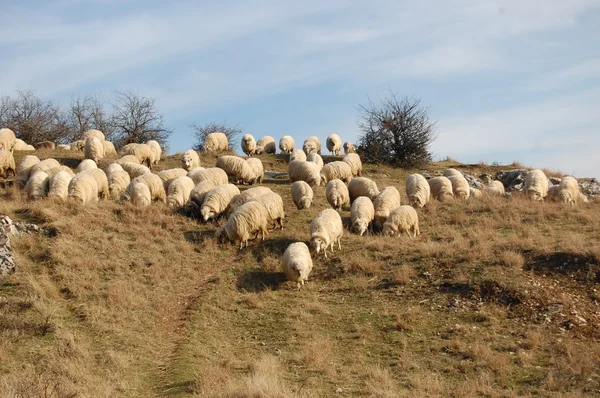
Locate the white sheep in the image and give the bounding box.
[215,201,269,249]
[83,129,105,142]
[14,139,32,151]
[158,168,188,191]
[121,173,166,204]
[342,153,362,177]
[302,136,321,155]
[216,155,255,185]
[108,169,131,200]
[47,171,73,202]
[288,160,322,187]
[130,181,152,208]
[116,155,141,165]
[321,161,352,184]
[30,158,60,176]
[524,169,549,201]
[289,149,307,162]
[0,150,16,178]
[282,242,313,289]
[200,184,241,222]
[291,181,313,210]
[248,191,285,230]
[70,140,85,151]
[428,176,453,202]
[558,176,580,205]
[382,205,420,237]
[105,162,124,178]
[35,141,55,150]
[80,168,109,199]
[15,155,40,187]
[181,149,201,171]
[246,157,264,184]
[484,180,505,196]
[76,159,97,173]
[279,136,295,154]
[204,132,229,153]
[103,140,117,157]
[166,176,195,207]
[0,128,16,152]
[307,136,322,154]
[255,136,276,154]
[25,171,49,200]
[306,153,324,171]
[184,180,217,218]
[470,187,483,199]
[68,172,99,205]
[448,175,470,200]
[45,166,75,178]
[343,142,356,154]
[187,167,228,186]
[56,144,71,151]
[310,208,343,259]
[348,177,379,203]
[326,134,342,156]
[443,168,463,178]
[373,186,401,230]
[326,179,350,210]
[351,196,375,236]
[120,143,155,167]
[241,134,257,156]
[121,162,151,179]
[146,140,162,164]
[405,174,430,208]
[228,186,272,215]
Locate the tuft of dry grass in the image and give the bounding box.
[502,250,525,269]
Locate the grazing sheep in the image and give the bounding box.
[373,186,401,230]
[24,144,35,151]
[130,181,152,207]
[166,176,195,207]
[288,160,322,187]
[309,208,343,259]
[246,157,264,184]
[121,162,151,179]
[291,181,313,210]
[158,168,188,191]
[282,242,313,289]
[25,171,50,200]
[326,179,350,210]
[15,155,40,187]
[248,191,285,230]
[35,141,56,150]
[215,201,269,249]
[121,173,166,204]
[428,176,453,202]
[306,153,324,171]
[302,136,321,155]
[241,134,257,156]
[343,142,356,154]
[484,180,505,196]
[351,196,375,236]
[48,171,73,201]
[187,167,228,186]
[76,159,97,173]
[146,140,161,164]
[382,205,420,237]
[200,184,241,222]
[443,168,463,178]
[83,129,105,142]
[0,128,16,152]
[255,136,276,154]
[45,166,75,178]
[558,176,580,205]
[120,143,155,168]
[80,168,109,199]
[184,180,217,218]
[84,137,104,163]
[56,144,71,151]
[70,140,85,151]
[348,177,379,202]
[470,187,483,199]
[405,174,430,208]
[448,175,470,200]
[0,150,16,178]
[289,149,307,162]
[116,155,141,165]
[321,161,352,184]
[181,149,201,171]
[30,158,60,176]
[326,134,342,156]
[14,138,32,151]
[228,187,273,216]
[204,132,229,153]
[342,153,362,177]
[105,162,123,178]
[216,155,255,185]
[279,135,295,154]
[524,169,549,201]
[68,172,98,204]
[103,140,117,157]
[108,169,131,200]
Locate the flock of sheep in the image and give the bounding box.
[0,127,589,289]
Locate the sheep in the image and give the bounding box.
[302,136,321,155]
[342,153,362,177]
[83,129,105,142]
[121,173,166,204]
[103,140,117,157]
[181,149,201,171]
[15,155,40,187]
[428,176,453,202]
[84,137,104,163]
[443,168,463,178]
[116,155,141,165]
[282,242,313,289]
[25,171,50,200]
[241,134,257,156]
[76,159,97,173]
[351,196,375,236]
[382,205,420,237]
[405,174,430,208]
[326,134,342,156]
[0,128,16,152]
[246,157,264,184]
[130,181,152,208]
[373,186,401,230]
[348,177,379,202]
[120,143,155,168]
[288,160,322,187]
[321,161,352,184]
[45,166,75,178]
[35,141,56,150]
[47,171,73,201]
[215,201,269,249]
[216,155,255,185]
[105,162,123,178]
[448,175,470,200]
[255,136,276,154]
[56,144,71,151]
[524,169,549,201]
[187,167,228,186]
[146,140,161,164]
[14,138,32,151]
[279,135,295,154]
[343,142,356,154]
[289,149,307,162]
[484,180,505,196]
[200,184,241,222]
[470,187,483,199]
[291,181,313,210]
[184,180,217,218]
[24,144,35,151]
[0,150,16,178]
[248,191,285,230]
[80,168,109,199]
[30,158,60,176]
[68,172,99,204]
[70,140,85,151]
[547,185,560,201]
[108,169,131,200]
[166,176,195,207]
[121,162,151,179]
[558,176,580,205]
[326,179,350,210]
[306,153,323,171]
[158,168,188,191]
[204,132,229,153]
[228,187,272,216]
[309,208,343,259]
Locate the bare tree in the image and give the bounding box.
[66,94,114,142]
[190,121,243,151]
[357,92,436,168]
[110,91,172,150]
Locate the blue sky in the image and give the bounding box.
[1,0,599,177]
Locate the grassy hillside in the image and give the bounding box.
[1,150,599,397]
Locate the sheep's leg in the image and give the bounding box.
[338,238,341,250]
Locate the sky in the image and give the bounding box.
[1,0,599,177]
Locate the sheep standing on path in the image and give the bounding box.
[282,242,313,289]
[326,134,342,156]
[310,208,343,259]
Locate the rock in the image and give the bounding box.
[579,178,600,197]
[0,215,41,278]
[464,174,484,189]
[496,169,528,192]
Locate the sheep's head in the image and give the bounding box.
[298,197,312,210]
[310,235,328,255]
[215,226,227,243]
[201,206,215,222]
[352,220,368,236]
[303,142,317,155]
[409,194,424,208]
[382,222,397,236]
[559,190,575,205]
[181,155,193,171]
[254,146,264,155]
[526,189,542,201]
[319,174,327,187]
